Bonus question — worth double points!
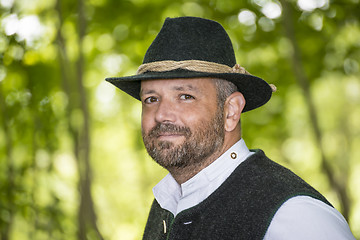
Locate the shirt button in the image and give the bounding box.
[231,152,237,159]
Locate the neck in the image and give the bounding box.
[168,148,223,184]
[169,134,241,184]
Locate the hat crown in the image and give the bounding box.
[143,17,236,67]
[106,17,273,112]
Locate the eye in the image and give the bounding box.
[179,94,195,100]
[143,96,159,104]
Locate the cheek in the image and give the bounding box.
[141,109,153,134]
[142,105,172,135]
[180,106,217,127]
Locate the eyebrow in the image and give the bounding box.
[140,89,156,96]
[140,84,200,96]
[171,84,199,92]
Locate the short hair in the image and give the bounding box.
[212,78,242,129]
[212,78,238,108]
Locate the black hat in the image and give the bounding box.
[106,16,275,112]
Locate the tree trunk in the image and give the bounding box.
[0,84,14,240]
[55,0,104,238]
[76,0,104,239]
[279,0,350,220]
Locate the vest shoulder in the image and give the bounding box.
[232,149,331,206]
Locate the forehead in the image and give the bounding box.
[140,78,216,94]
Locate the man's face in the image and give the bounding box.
[140,78,225,170]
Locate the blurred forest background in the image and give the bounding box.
[0,0,359,239]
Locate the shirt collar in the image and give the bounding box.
[152,139,253,215]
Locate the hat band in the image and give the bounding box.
[136,60,277,92]
[136,60,250,75]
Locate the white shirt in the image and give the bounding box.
[153,139,356,239]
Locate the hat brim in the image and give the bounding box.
[105,70,272,112]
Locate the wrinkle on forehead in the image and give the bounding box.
[140,78,214,97]
[171,84,199,91]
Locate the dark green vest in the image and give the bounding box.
[143,150,332,240]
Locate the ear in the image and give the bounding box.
[224,92,245,132]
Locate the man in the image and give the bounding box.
[106,17,355,239]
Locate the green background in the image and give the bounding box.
[0,0,359,239]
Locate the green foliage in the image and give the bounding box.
[0,0,359,239]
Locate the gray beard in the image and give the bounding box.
[142,110,225,170]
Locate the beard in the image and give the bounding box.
[142,109,225,170]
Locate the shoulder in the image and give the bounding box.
[264,196,356,240]
[235,150,330,204]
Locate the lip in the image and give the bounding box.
[157,133,184,139]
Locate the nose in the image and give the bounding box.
[155,99,177,123]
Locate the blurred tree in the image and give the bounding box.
[0,0,359,239]
[55,0,103,239]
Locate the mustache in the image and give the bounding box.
[148,123,191,138]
